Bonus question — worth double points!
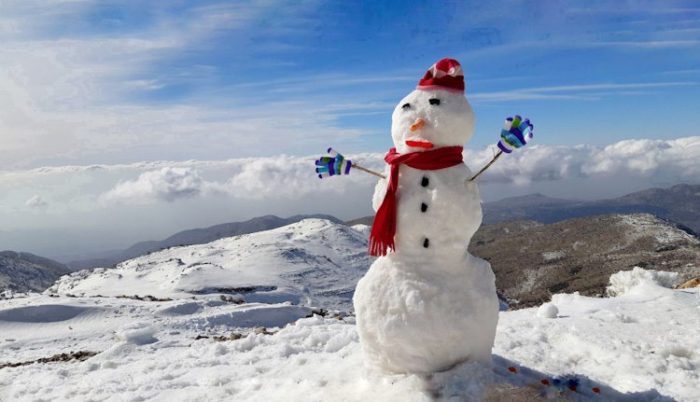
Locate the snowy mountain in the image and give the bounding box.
[4,216,699,400]
[1,267,697,401]
[67,214,342,270]
[0,251,70,294]
[472,213,700,308]
[50,219,370,311]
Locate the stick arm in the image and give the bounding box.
[351,162,386,179]
[350,151,501,182]
[467,150,503,183]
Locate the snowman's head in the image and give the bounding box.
[391,58,475,154]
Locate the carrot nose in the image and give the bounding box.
[410,118,426,132]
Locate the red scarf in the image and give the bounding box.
[369,146,464,256]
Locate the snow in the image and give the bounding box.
[497,278,700,401]
[48,219,370,311]
[1,268,698,401]
[350,223,370,237]
[1,217,698,400]
[606,266,680,296]
[116,323,158,345]
[536,302,559,318]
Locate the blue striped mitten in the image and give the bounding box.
[497,115,534,153]
[315,148,353,179]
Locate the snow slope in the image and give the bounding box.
[49,219,371,311]
[1,268,698,401]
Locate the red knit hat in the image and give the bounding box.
[417,58,464,93]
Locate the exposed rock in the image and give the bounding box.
[470,214,700,308]
[676,277,700,289]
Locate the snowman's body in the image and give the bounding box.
[353,66,499,374]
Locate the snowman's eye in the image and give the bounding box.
[429,98,440,106]
[402,103,411,110]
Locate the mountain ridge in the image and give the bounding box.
[347,183,700,233]
[482,183,700,234]
[67,214,342,270]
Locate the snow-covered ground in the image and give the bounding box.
[0,267,697,401]
[1,219,698,401]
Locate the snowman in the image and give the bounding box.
[315,58,532,374]
[354,58,499,374]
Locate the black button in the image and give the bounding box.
[421,176,429,187]
[423,238,430,248]
[420,203,428,212]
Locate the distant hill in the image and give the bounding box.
[482,183,700,233]
[0,251,71,293]
[347,183,700,234]
[68,214,342,270]
[471,213,700,308]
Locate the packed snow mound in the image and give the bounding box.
[48,219,370,311]
[536,302,558,318]
[607,267,680,296]
[116,323,158,345]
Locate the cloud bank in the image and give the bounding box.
[1,136,698,259]
[101,167,206,204]
[469,136,700,185]
[95,136,700,204]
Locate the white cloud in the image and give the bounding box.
[100,167,206,205]
[93,136,700,205]
[470,82,696,102]
[0,1,353,169]
[97,153,383,204]
[25,194,47,208]
[223,154,381,199]
[589,40,700,49]
[467,136,700,185]
[8,135,699,189]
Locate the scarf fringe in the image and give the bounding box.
[368,236,394,257]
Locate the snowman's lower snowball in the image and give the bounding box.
[354,252,499,373]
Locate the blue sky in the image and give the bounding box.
[104,0,700,149]
[122,0,700,152]
[3,0,699,167]
[2,0,700,258]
